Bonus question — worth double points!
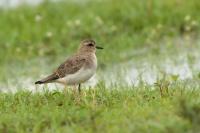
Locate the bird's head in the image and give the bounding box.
[79,39,103,53]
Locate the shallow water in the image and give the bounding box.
[101,38,200,87]
[0,0,42,8]
[0,0,88,8]
[1,37,200,92]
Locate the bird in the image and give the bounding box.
[35,39,103,92]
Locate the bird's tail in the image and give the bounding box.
[35,73,59,84]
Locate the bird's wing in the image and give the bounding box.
[55,55,86,78]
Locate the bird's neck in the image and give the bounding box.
[78,47,96,54]
[78,50,96,56]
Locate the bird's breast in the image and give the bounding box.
[90,54,97,69]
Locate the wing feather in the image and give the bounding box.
[55,55,86,78]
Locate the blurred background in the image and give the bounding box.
[0,0,199,92]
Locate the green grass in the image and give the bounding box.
[0,85,200,133]
[0,0,200,132]
[0,0,199,65]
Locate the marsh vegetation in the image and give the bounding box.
[0,0,200,132]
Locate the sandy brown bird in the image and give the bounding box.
[35,39,103,92]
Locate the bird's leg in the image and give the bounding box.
[72,85,77,95]
[64,84,68,94]
[35,84,38,92]
[78,84,81,93]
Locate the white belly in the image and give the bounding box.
[56,66,96,85]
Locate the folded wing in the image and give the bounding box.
[35,55,86,84]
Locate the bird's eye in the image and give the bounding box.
[88,43,94,46]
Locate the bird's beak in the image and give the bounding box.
[96,46,104,49]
